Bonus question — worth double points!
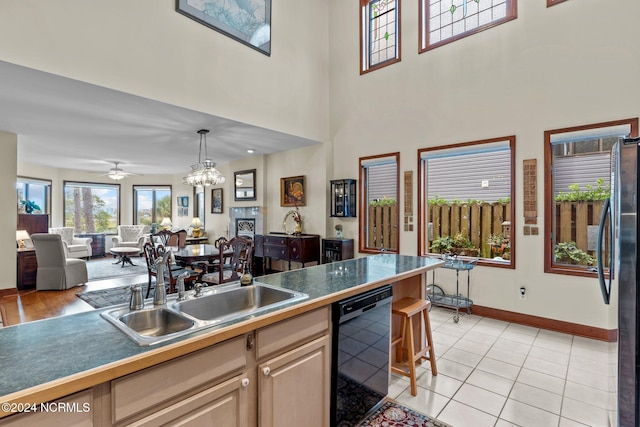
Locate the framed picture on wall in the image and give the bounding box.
[176,0,272,56]
[182,196,189,207]
[212,188,223,214]
[177,197,183,207]
[281,175,305,207]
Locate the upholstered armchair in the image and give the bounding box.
[31,233,88,290]
[112,225,149,253]
[48,227,92,259]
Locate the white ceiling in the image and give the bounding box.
[0,61,319,176]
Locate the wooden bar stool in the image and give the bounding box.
[390,297,438,396]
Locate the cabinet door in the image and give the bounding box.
[0,389,94,427]
[258,335,330,427]
[129,374,251,427]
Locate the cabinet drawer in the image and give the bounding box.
[256,307,330,360]
[112,335,246,423]
[264,245,287,258]
[323,241,341,251]
[264,236,287,246]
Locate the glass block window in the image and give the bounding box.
[361,0,401,74]
[419,0,516,52]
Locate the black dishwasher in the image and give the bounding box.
[331,285,393,427]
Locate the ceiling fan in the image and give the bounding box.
[99,162,140,181]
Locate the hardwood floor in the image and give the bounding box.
[0,273,148,326]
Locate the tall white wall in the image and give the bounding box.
[328,0,640,329]
[0,0,330,143]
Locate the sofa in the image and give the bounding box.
[112,225,149,253]
[48,227,93,259]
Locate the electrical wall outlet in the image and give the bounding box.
[519,287,527,300]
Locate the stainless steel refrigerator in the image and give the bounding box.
[597,136,640,427]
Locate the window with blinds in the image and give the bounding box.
[359,152,400,253]
[544,118,638,276]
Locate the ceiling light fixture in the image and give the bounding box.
[182,129,226,187]
[107,162,127,181]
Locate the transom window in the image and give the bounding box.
[63,181,120,234]
[419,0,517,52]
[360,0,401,74]
[544,118,638,277]
[418,136,515,267]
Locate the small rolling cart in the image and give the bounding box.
[427,254,477,323]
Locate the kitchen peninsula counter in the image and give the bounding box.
[0,254,442,420]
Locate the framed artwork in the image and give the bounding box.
[176,0,272,56]
[212,188,223,214]
[182,196,189,207]
[177,196,183,207]
[281,175,306,207]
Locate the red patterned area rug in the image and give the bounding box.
[359,400,451,427]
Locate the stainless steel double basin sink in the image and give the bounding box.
[101,282,308,346]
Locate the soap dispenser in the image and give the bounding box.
[240,264,253,286]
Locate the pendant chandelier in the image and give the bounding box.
[182,129,226,187]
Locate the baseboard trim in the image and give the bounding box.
[0,288,17,297]
[471,305,616,342]
[0,288,17,326]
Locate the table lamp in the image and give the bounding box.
[160,217,172,230]
[191,217,203,237]
[16,229,30,249]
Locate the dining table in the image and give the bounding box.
[170,244,222,266]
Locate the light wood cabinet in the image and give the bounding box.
[0,389,99,427]
[258,335,331,427]
[128,374,251,427]
[256,307,331,427]
[111,335,247,426]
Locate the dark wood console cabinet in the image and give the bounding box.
[16,214,48,289]
[254,233,320,274]
[17,249,37,290]
[77,233,106,258]
[322,238,354,263]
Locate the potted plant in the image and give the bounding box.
[487,233,510,259]
[431,233,479,256]
[554,241,594,265]
[430,235,455,254]
[20,200,41,214]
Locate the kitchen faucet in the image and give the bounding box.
[153,251,171,305]
[176,271,190,301]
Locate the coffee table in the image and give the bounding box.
[110,246,140,267]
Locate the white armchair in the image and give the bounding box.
[112,225,149,252]
[31,233,87,290]
[48,227,92,259]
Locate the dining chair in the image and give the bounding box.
[174,229,188,247]
[142,242,159,298]
[156,244,201,293]
[201,236,254,285]
[192,236,229,273]
[153,229,173,246]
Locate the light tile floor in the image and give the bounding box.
[389,307,617,427]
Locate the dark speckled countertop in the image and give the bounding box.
[0,254,442,403]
